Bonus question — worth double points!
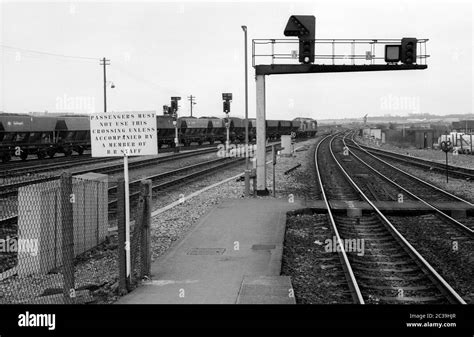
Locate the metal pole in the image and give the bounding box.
[242,25,250,196]
[174,119,179,153]
[124,154,131,282]
[226,113,230,151]
[117,178,127,293]
[445,151,448,183]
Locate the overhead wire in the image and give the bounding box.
[0,44,98,61]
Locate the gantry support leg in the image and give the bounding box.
[256,74,269,195]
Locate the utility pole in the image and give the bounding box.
[188,95,196,117]
[100,57,111,112]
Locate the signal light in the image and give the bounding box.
[401,38,417,64]
[300,39,314,64]
[284,15,315,64]
[223,101,230,113]
[171,100,178,113]
[170,96,181,114]
[385,45,401,63]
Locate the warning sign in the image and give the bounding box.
[90,111,158,157]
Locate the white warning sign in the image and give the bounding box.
[90,111,158,157]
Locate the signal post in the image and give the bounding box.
[222,93,232,155]
[171,96,181,152]
[253,15,429,195]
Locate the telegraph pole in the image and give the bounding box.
[100,57,111,112]
[188,95,196,117]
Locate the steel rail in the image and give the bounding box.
[1,143,281,226]
[342,134,474,237]
[330,134,466,304]
[314,134,365,304]
[348,138,474,180]
[0,148,218,197]
[348,133,474,207]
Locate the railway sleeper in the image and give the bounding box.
[358,284,439,291]
[349,260,414,266]
[378,296,446,303]
[356,274,427,281]
[355,266,420,273]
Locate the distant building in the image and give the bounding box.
[362,128,382,140]
[452,120,474,132]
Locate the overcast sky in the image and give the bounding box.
[0,0,472,121]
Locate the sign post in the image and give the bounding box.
[440,140,452,183]
[90,111,158,282]
[123,149,130,277]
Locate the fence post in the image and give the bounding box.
[60,172,75,304]
[117,178,128,294]
[131,183,145,285]
[141,180,152,277]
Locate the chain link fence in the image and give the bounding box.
[0,172,109,304]
[0,171,151,304]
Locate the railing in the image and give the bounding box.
[252,38,429,67]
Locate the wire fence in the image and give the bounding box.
[0,171,151,304]
[116,179,152,292]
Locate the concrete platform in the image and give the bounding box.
[116,198,302,304]
[236,276,296,304]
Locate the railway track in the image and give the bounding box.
[0,156,117,178]
[0,143,221,179]
[0,147,219,198]
[0,143,279,228]
[348,136,474,181]
[315,134,466,304]
[341,133,474,235]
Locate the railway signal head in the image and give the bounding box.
[440,140,452,152]
[384,45,401,63]
[223,101,231,113]
[171,100,178,113]
[299,39,314,64]
[401,38,417,64]
[284,15,315,64]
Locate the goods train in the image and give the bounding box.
[0,113,317,162]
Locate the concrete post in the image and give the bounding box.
[256,74,268,195]
[60,173,74,304]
